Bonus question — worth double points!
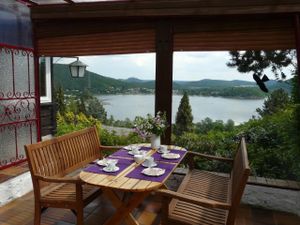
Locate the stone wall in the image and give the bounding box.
[242,184,300,216]
[0,172,32,206]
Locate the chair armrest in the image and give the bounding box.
[156,189,231,210]
[187,151,233,163]
[35,175,84,184]
[100,145,123,152]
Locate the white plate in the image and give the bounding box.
[142,162,158,168]
[103,166,120,173]
[161,153,180,159]
[142,167,165,176]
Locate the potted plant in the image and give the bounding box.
[133,111,168,149]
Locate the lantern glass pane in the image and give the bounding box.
[78,67,85,77]
[70,66,78,77]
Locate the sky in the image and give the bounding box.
[55,51,294,82]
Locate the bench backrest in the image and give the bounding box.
[25,126,101,178]
[227,137,250,225]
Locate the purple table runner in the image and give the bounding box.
[152,149,187,163]
[84,157,133,176]
[125,162,177,182]
[110,146,152,158]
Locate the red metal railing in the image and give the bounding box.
[0,43,39,169]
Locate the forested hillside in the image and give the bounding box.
[53,63,291,98]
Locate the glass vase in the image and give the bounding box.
[150,134,161,149]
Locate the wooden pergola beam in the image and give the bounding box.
[155,22,173,144]
[31,0,300,20]
[294,15,300,98]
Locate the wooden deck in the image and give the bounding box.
[1,184,300,225]
[1,164,300,225]
[2,162,300,191]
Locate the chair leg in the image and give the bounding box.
[76,208,84,225]
[34,203,41,225]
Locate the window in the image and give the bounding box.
[39,57,52,103]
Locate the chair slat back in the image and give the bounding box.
[25,126,101,177]
[227,137,250,225]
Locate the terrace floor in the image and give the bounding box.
[1,188,300,225]
[1,173,300,225]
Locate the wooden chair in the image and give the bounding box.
[25,126,120,225]
[157,137,250,225]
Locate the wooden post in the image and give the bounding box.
[155,23,173,144]
[295,14,300,93]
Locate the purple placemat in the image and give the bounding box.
[125,162,177,182]
[84,157,133,176]
[110,146,152,158]
[152,149,187,163]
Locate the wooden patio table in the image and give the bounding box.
[79,144,187,225]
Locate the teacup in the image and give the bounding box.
[159,145,168,153]
[131,146,140,155]
[144,156,155,167]
[134,154,144,164]
[106,159,118,170]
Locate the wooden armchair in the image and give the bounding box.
[157,137,250,225]
[25,126,121,225]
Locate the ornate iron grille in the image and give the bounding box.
[0,44,38,169]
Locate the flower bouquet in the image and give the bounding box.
[133,111,168,148]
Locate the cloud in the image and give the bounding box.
[78,54,155,79]
[173,51,250,81]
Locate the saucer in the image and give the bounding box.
[103,166,120,172]
[124,146,140,151]
[142,162,157,167]
[128,150,141,155]
[142,167,165,176]
[97,158,118,167]
[157,149,170,154]
[161,153,180,159]
[97,159,108,166]
[128,150,146,155]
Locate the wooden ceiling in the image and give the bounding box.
[26,0,300,20]
[20,0,123,6]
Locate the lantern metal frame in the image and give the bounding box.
[69,57,87,78]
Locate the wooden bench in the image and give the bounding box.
[157,137,250,225]
[25,126,119,225]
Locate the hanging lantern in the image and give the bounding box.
[69,59,87,78]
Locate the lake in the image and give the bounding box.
[97,94,264,124]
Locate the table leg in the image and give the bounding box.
[161,183,169,190]
[103,188,150,225]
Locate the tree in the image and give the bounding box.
[79,89,107,122]
[54,85,66,115]
[256,89,290,117]
[225,119,235,131]
[227,50,296,79]
[85,97,107,123]
[77,96,87,114]
[227,50,300,159]
[175,92,193,135]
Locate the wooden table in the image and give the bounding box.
[79,144,186,225]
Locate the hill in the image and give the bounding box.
[175,79,255,89]
[53,64,291,98]
[53,64,137,94]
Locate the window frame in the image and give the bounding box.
[40,57,52,103]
